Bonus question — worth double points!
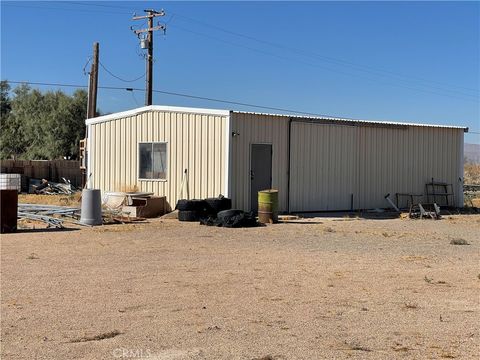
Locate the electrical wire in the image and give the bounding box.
[82,56,92,76]
[2,3,130,15]
[170,12,480,94]
[128,89,140,107]
[59,1,136,11]
[6,80,477,131]
[170,24,479,102]
[99,61,145,83]
[4,80,348,118]
[5,2,477,98]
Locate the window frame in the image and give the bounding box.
[137,141,168,181]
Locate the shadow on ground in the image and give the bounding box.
[12,227,80,234]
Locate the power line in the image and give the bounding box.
[99,61,145,83]
[82,56,92,76]
[5,2,478,99]
[167,25,478,100]
[6,80,477,131]
[127,88,140,107]
[4,80,347,118]
[59,1,136,11]
[170,24,478,102]
[170,12,479,94]
[2,3,130,15]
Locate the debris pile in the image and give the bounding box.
[409,203,441,220]
[18,204,81,228]
[32,178,78,195]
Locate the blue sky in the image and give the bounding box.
[1,1,479,143]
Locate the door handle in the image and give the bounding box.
[250,170,254,180]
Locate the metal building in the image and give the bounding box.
[86,105,467,212]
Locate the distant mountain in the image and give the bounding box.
[465,143,480,163]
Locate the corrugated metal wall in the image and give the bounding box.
[89,110,227,210]
[290,122,357,211]
[290,122,464,211]
[355,125,463,209]
[230,113,290,211]
[231,113,464,212]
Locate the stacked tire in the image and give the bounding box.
[176,199,208,222]
[204,197,232,216]
[176,196,233,222]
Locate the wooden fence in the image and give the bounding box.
[0,160,83,188]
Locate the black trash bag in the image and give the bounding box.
[225,211,258,228]
[203,209,258,228]
[217,209,243,221]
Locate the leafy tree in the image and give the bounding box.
[0,82,28,159]
[0,82,89,160]
[0,80,11,118]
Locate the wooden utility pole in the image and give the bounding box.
[132,9,166,106]
[87,42,99,118]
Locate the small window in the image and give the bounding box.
[139,142,167,179]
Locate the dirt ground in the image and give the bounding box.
[1,214,479,360]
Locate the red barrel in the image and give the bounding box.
[0,190,18,233]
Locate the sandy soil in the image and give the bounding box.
[1,215,479,359]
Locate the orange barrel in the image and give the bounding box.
[258,189,279,224]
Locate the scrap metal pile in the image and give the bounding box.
[32,178,78,195]
[408,203,441,220]
[18,204,81,228]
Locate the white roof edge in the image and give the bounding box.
[231,110,468,131]
[84,105,467,131]
[85,105,230,125]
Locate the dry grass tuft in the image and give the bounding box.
[450,238,470,246]
[26,253,40,260]
[69,330,121,343]
[424,276,433,283]
[392,346,411,352]
[252,355,284,360]
[464,162,480,185]
[440,351,457,358]
[18,193,81,206]
[404,302,419,309]
[344,340,372,352]
[118,184,140,192]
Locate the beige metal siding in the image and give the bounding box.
[356,126,463,209]
[290,123,464,211]
[89,110,227,210]
[230,113,289,211]
[231,112,464,212]
[290,122,357,211]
